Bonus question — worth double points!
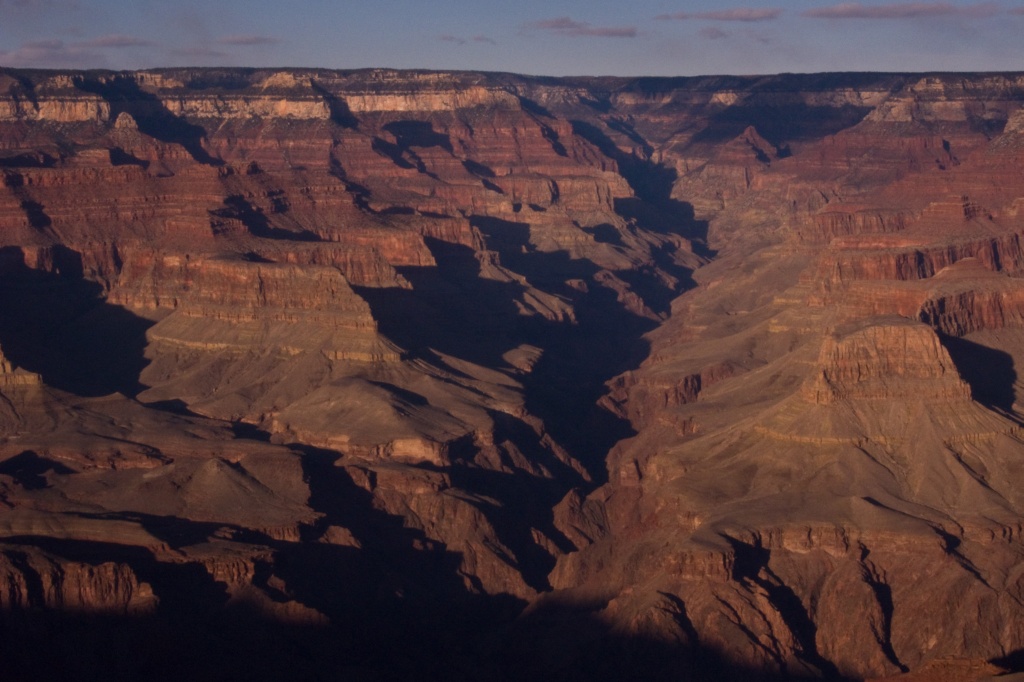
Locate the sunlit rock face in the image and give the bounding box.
[3,67,1024,680]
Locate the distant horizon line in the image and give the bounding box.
[3,64,1024,80]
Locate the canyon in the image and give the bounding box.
[2,67,1024,680]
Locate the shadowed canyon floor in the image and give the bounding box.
[3,67,1024,680]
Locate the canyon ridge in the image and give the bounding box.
[2,67,1024,681]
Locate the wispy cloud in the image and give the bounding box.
[802,1,1001,19]
[0,31,151,68]
[699,26,731,39]
[438,33,497,46]
[0,38,101,67]
[217,34,280,46]
[1009,5,1024,12]
[75,34,152,48]
[656,8,783,21]
[526,16,638,38]
[0,0,80,7]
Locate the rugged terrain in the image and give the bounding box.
[2,67,1024,680]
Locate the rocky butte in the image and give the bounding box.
[1,67,1024,681]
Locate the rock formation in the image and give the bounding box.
[2,67,1024,680]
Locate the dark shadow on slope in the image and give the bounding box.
[0,574,843,682]
[32,467,524,672]
[371,136,417,169]
[0,444,839,681]
[690,104,873,147]
[0,246,152,397]
[355,229,655,485]
[2,536,230,622]
[616,262,696,317]
[484,409,584,488]
[0,152,58,168]
[370,120,452,180]
[462,159,505,193]
[72,492,512,645]
[383,120,453,154]
[939,335,1017,412]
[471,215,533,264]
[0,385,856,682]
[0,603,368,682]
[142,398,199,417]
[441,414,585,592]
[353,237,527,369]
[466,215,675,469]
[327,157,374,213]
[570,120,673,205]
[462,159,496,178]
[582,223,625,246]
[1,170,25,188]
[520,278,652,484]
[605,117,653,156]
[366,381,430,407]
[19,200,51,230]
[288,409,580,598]
[211,194,321,241]
[570,120,713,260]
[0,69,40,108]
[992,649,1024,673]
[539,122,568,157]
[508,96,571,155]
[726,537,846,680]
[350,229,647,588]
[284,442,529,656]
[231,410,566,644]
[579,93,612,113]
[108,147,149,168]
[3,171,55,235]
[858,546,908,673]
[310,80,360,129]
[74,74,222,166]
[0,451,74,490]
[516,95,555,119]
[440,473,568,593]
[499,594,831,682]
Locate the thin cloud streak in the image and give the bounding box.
[656,8,783,21]
[21,39,63,49]
[526,17,637,37]
[802,2,1001,19]
[0,39,102,67]
[217,34,280,46]
[0,0,80,8]
[438,33,496,46]
[75,34,152,48]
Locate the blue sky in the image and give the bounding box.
[1,0,1022,76]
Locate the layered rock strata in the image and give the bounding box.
[2,67,1024,681]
